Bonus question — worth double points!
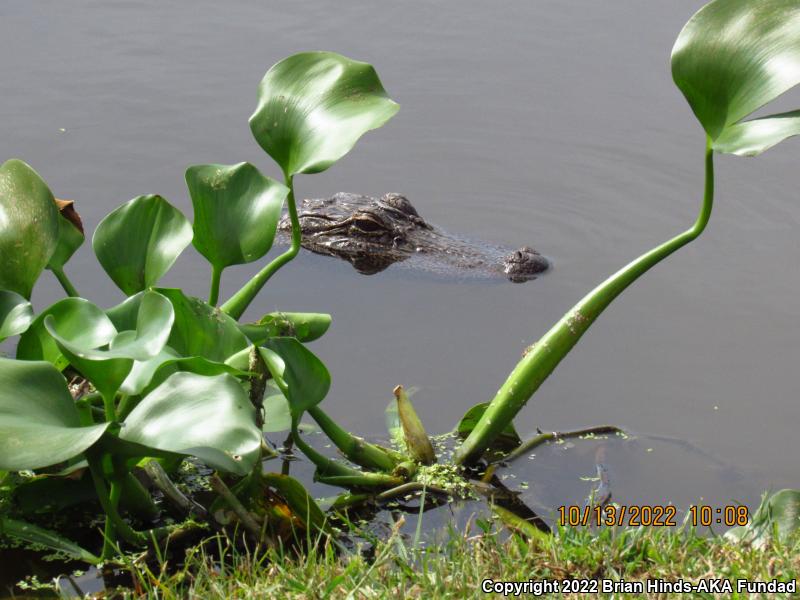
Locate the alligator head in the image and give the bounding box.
[279,192,549,280]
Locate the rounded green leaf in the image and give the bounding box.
[155,288,249,362]
[672,0,800,154]
[43,292,174,399]
[119,372,262,475]
[259,337,330,420]
[0,159,60,298]
[250,52,399,176]
[17,297,115,369]
[0,290,33,340]
[92,195,192,294]
[0,357,109,470]
[187,162,289,269]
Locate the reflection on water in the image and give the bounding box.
[2,0,799,589]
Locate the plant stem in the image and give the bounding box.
[221,176,301,319]
[102,393,117,423]
[498,425,623,463]
[455,139,715,466]
[307,405,402,472]
[51,267,79,297]
[209,265,222,306]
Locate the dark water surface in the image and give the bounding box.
[2,0,799,574]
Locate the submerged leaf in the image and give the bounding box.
[93,194,192,294]
[672,0,800,155]
[0,159,60,298]
[250,52,399,175]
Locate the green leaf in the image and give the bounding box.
[672,0,800,155]
[261,472,328,532]
[262,382,292,433]
[119,372,262,475]
[17,297,115,369]
[457,402,521,451]
[44,291,174,399]
[0,517,101,564]
[156,288,249,362]
[726,489,800,549]
[120,346,250,397]
[0,357,109,470]
[47,202,84,271]
[92,194,192,294]
[240,312,332,346]
[0,290,33,340]
[0,159,60,298]
[187,162,288,270]
[259,337,331,420]
[250,52,399,176]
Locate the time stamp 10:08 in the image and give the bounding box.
[558,504,749,527]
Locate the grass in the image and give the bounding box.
[104,520,798,599]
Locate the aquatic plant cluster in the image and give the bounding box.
[1,0,800,570]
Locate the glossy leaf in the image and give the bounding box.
[240,312,332,346]
[250,52,399,176]
[0,159,60,298]
[120,347,249,396]
[187,162,288,269]
[262,382,292,433]
[44,292,174,399]
[0,358,109,470]
[93,195,192,294]
[0,290,33,340]
[16,298,112,369]
[47,200,85,271]
[726,489,800,549]
[259,337,331,420]
[119,372,262,475]
[672,0,800,155]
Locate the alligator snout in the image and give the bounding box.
[503,246,549,282]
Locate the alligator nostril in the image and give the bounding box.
[514,250,523,261]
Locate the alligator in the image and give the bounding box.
[277,193,549,282]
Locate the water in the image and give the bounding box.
[2,0,799,587]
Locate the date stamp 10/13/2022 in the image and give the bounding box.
[557,504,749,527]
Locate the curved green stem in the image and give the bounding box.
[51,267,79,297]
[307,405,402,472]
[455,139,715,465]
[209,265,222,306]
[221,176,301,320]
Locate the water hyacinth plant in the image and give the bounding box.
[2,0,800,566]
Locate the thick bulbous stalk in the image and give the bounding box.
[455,139,715,466]
[221,175,301,320]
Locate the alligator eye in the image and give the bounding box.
[352,216,385,234]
